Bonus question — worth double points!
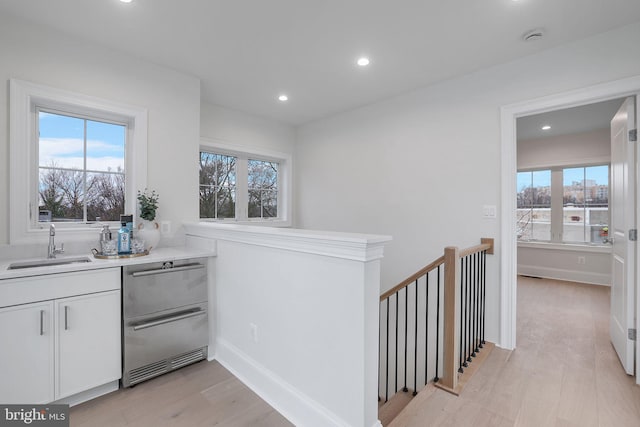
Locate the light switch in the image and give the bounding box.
[483,205,497,218]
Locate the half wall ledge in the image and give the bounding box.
[183,222,392,262]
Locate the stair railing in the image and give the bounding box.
[378,238,493,402]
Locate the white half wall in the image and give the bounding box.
[184,222,391,427]
[294,22,640,348]
[0,14,201,246]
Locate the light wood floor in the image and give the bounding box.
[69,360,293,426]
[393,276,640,426]
[71,277,639,426]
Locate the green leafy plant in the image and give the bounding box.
[137,189,159,221]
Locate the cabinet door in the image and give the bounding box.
[55,290,121,399]
[0,301,54,403]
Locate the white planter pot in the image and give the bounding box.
[136,220,161,252]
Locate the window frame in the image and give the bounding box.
[516,162,609,245]
[9,79,148,244]
[199,137,292,226]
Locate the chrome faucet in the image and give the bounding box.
[47,224,64,259]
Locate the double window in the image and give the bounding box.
[517,165,609,244]
[199,140,290,224]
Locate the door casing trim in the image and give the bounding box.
[500,76,640,385]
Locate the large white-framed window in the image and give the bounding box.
[516,164,609,244]
[199,138,292,226]
[9,79,148,244]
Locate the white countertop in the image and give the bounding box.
[0,246,216,280]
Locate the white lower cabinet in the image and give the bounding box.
[0,268,121,404]
[56,290,121,400]
[0,301,55,404]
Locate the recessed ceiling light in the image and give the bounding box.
[120,0,133,3]
[278,95,288,102]
[542,125,551,130]
[357,57,370,67]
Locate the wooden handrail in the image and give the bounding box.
[379,238,493,302]
[380,256,444,301]
[458,238,494,258]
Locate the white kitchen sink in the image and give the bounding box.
[7,256,92,270]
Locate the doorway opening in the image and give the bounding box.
[499,76,640,385]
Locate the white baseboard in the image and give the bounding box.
[56,380,119,407]
[518,264,610,286]
[214,338,365,427]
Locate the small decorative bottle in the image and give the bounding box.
[118,221,131,254]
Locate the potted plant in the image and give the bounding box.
[137,189,161,251]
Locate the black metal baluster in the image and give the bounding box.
[378,304,381,402]
[471,253,476,358]
[480,251,487,344]
[385,298,390,402]
[413,280,418,396]
[475,252,480,354]
[403,287,408,392]
[395,292,399,395]
[460,257,467,371]
[464,256,471,366]
[434,266,441,382]
[424,272,429,386]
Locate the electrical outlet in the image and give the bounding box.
[578,256,586,265]
[250,323,258,343]
[161,221,171,235]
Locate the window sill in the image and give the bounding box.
[199,218,292,228]
[517,240,612,253]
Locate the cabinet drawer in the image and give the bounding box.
[0,268,120,307]
[123,260,207,317]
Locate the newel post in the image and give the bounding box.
[441,246,460,391]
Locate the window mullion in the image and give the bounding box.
[550,169,564,242]
[83,118,88,223]
[236,157,249,221]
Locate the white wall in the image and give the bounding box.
[0,15,201,246]
[518,243,611,286]
[518,128,611,170]
[200,102,295,154]
[294,22,640,346]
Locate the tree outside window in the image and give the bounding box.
[248,159,278,219]
[38,111,126,223]
[199,152,236,219]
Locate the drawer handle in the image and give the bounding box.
[64,306,69,330]
[40,310,44,336]
[130,264,205,277]
[132,309,206,331]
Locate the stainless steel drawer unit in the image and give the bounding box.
[122,259,209,387]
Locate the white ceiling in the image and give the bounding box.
[517,98,626,141]
[2,0,640,125]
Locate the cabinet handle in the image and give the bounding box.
[64,306,69,330]
[40,310,44,336]
[130,264,205,277]
[132,309,206,331]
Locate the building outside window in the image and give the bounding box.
[516,170,551,241]
[517,165,609,244]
